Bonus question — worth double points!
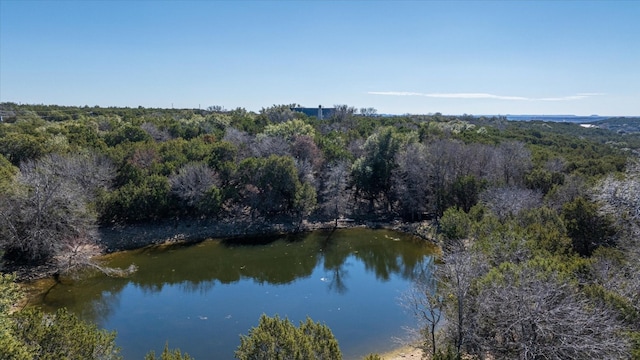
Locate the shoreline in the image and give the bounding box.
[2,217,436,282]
[98,217,436,253]
[8,219,434,359]
[378,344,424,360]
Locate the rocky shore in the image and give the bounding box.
[99,217,436,253]
[3,217,436,281]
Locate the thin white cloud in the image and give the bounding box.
[368,91,604,102]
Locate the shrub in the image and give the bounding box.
[235,314,342,360]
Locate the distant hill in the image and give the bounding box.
[591,117,640,134]
[504,115,640,134]
[506,115,610,123]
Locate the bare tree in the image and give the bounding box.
[480,186,542,221]
[359,107,378,117]
[295,159,315,185]
[321,160,352,227]
[140,122,172,142]
[545,157,566,173]
[393,142,430,220]
[291,135,324,171]
[472,265,630,359]
[223,127,253,160]
[169,163,219,208]
[331,104,356,122]
[260,104,297,123]
[251,135,291,158]
[401,258,443,358]
[425,139,465,215]
[0,153,114,271]
[128,147,158,170]
[494,141,532,186]
[207,105,226,113]
[591,249,640,329]
[594,158,640,244]
[437,246,485,359]
[591,158,640,324]
[545,174,587,211]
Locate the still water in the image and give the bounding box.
[29,229,437,359]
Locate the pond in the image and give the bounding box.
[28,228,438,359]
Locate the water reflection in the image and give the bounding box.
[29,228,437,359]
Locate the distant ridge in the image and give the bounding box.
[506,115,614,123]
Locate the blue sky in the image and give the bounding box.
[1,1,638,115]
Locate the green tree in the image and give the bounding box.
[446,175,485,213]
[262,119,316,141]
[104,123,151,146]
[237,156,313,218]
[439,207,471,241]
[0,274,31,360]
[11,307,121,360]
[235,314,341,360]
[0,154,18,192]
[351,127,400,211]
[562,197,615,256]
[145,343,193,360]
[0,132,48,166]
[98,174,171,223]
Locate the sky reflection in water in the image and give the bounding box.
[32,229,437,359]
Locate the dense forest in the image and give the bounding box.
[0,102,639,359]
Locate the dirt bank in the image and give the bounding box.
[380,345,424,359]
[98,217,436,253]
[2,217,435,281]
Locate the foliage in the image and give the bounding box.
[98,174,171,223]
[351,127,401,211]
[362,354,382,360]
[0,153,18,191]
[3,103,640,359]
[235,314,342,360]
[3,103,635,231]
[237,155,315,218]
[145,343,193,360]
[439,207,470,241]
[262,119,316,141]
[10,307,121,360]
[562,196,615,256]
[0,273,31,360]
[0,132,49,166]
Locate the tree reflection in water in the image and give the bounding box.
[28,228,437,359]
